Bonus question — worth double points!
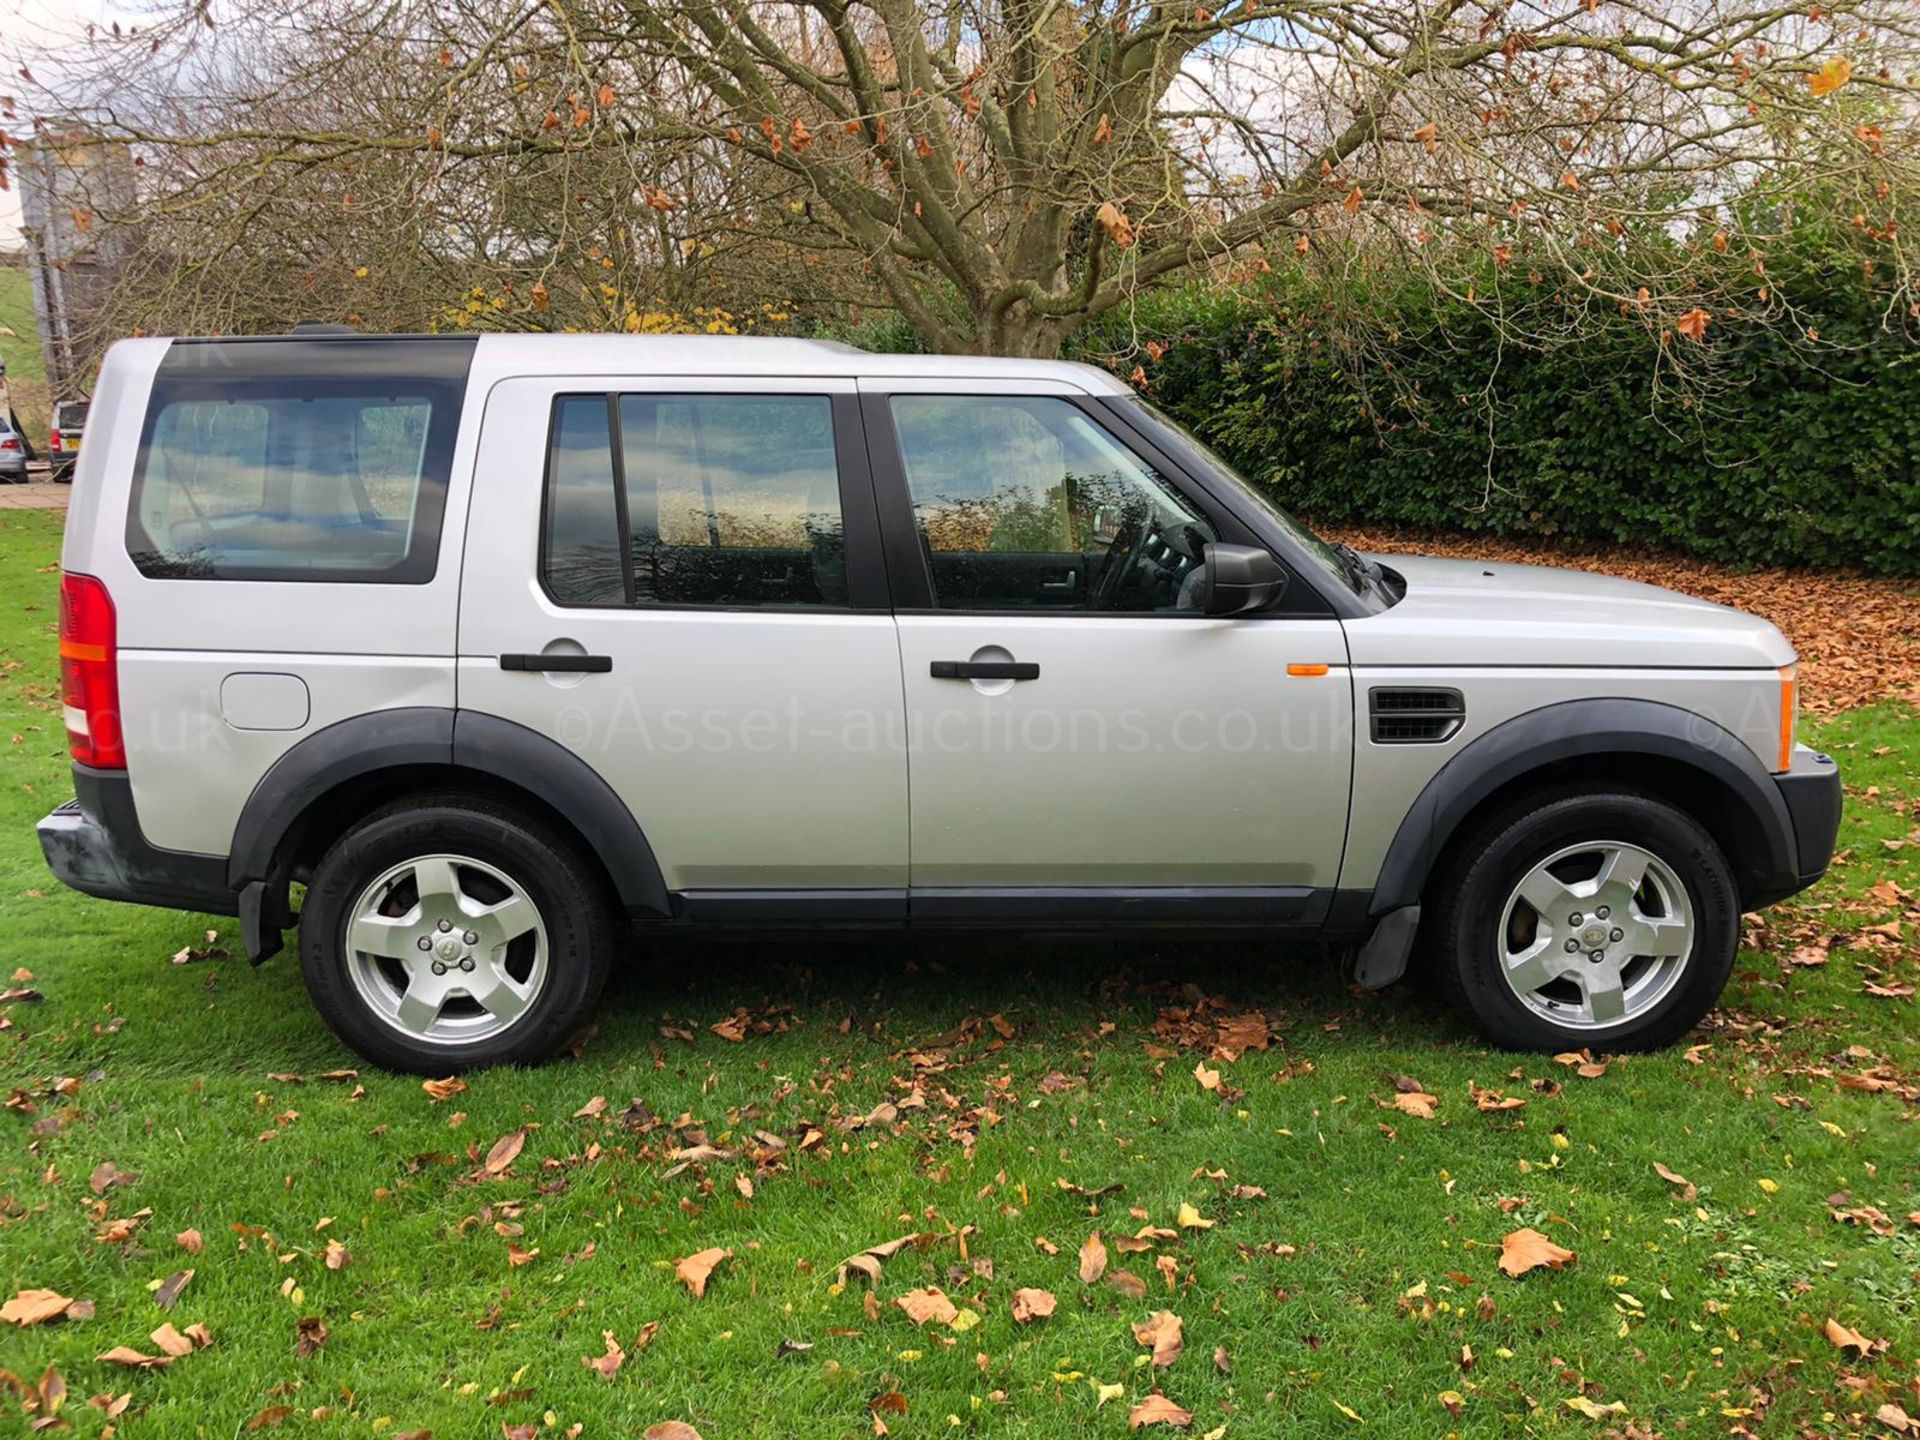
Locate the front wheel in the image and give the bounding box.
[299,793,612,1072]
[1428,788,1738,1052]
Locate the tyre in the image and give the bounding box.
[299,792,613,1072]
[1427,787,1738,1052]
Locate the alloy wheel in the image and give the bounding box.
[1494,840,1695,1031]
[343,853,548,1046]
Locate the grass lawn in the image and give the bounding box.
[0,264,49,446]
[0,506,1915,1437]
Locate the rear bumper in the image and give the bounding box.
[37,765,237,916]
[1753,747,1842,907]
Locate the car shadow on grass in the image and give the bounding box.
[594,928,1458,1055]
[66,922,1462,1078]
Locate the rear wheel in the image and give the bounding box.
[1428,788,1738,1052]
[299,794,612,1072]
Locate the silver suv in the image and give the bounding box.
[37,333,1842,1071]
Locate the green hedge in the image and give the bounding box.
[1083,275,1920,576]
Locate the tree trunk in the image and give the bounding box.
[964,303,1075,360]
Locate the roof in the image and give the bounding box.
[463,333,1130,392]
[156,331,1131,393]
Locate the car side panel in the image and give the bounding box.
[119,652,454,854]
[1340,666,1786,892]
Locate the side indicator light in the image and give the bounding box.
[1777,664,1797,773]
[1287,663,1330,677]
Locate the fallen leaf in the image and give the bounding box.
[1390,1091,1439,1119]
[149,1322,193,1358]
[1079,1231,1109,1284]
[484,1129,527,1175]
[1825,1316,1883,1355]
[642,1425,705,1440]
[1128,1393,1193,1429]
[837,1233,920,1287]
[3,1289,78,1326]
[422,1077,466,1103]
[1652,1163,1697,1201]
[1469,1083,1525,1113]
[1565,1396,1628,1420]
[154,1270,193,1309]
[1876,1402,1918,1434]
[177,1228,204,1254]
[676,1246,733,1298]
[1193,1062,1221,1092]
[89,1161,138,1196]
[1106,1269,1149,1299]
[1133,1309,1185,1368]
[324,1239,351,1271]
[1011,1288,1056,1323]
[295,1316,327,1357]
[583,1329,625,1379]
[96,1346,169,1370]
[895,1286,959,1326]
[1498,1228,1576,1277]
[1176,1202,1215,1230]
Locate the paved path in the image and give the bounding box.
[0,484,70,509]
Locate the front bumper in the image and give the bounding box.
[1756,746,1842,905]
[37,765,237,916]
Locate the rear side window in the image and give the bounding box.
[541,393,848,609]
[127,338,473,582]
[55,401,89,428]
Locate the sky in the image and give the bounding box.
[0,0,134,246]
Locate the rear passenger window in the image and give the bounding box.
[126,339,471,583]
[541,393,848,609]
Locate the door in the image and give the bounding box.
[866,382,1353,912]
[457,377,908,904]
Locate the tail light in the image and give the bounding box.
[49,429,62,453]
[0,436,18,453]
[59,573,124,769]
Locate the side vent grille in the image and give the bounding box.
[1369,687,1465,744]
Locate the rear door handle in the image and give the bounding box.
[500,653,612,673]
[930,660,1040,681]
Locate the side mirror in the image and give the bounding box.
[1202,543,1288,616]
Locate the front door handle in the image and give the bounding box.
[930,660,1039,681]
[500,652,612,673]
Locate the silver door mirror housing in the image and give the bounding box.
[1202,543,1288,616]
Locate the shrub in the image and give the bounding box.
[1080,266,1920,576]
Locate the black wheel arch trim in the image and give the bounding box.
[227,706,670,917]
[1366,697,1799,916]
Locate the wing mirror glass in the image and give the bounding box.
[1202,543,1288,616]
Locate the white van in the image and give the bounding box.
[39,331,1842,1071]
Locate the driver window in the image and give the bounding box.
[889,395,1218,612]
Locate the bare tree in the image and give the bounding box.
[10,0,1920,356]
